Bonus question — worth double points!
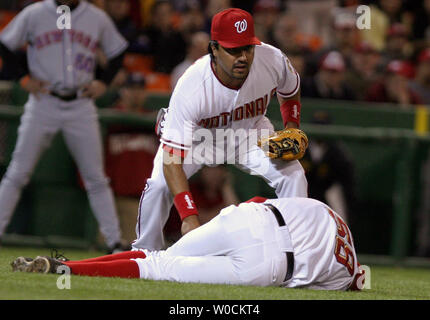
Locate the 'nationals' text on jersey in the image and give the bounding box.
[197,87,277,129]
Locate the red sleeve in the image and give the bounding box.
[244,196,268,203]
[162,143,187,158]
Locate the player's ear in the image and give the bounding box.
[208,40,219,60]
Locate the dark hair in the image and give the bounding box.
[208,40,219,62]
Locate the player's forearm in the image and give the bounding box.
[162,152,200,229]
[162,159,190,196]
[0,41,29,80]
[278,90,301,128]
[99,50,126,86]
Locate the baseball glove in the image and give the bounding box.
[257,128,308,161]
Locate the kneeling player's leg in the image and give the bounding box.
[236,144,308,197]
[133,145,202,251]
[133,146,173,250]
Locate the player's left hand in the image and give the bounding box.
[81,80,107,99]
[258,127,309,161]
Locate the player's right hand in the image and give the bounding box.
[181,215,201,236]
[81,80,107,99]
[20,75,48,99]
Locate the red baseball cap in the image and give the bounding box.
[211,8,261,48]
[320,51,345,72]
[386,60,415,78]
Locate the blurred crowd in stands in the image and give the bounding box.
[0,0,430,109]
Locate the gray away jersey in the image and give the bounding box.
[0,0,128,94]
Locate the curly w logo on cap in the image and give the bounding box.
[234,19,248,33]
[211,8,261,48]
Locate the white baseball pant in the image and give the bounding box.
[133,198,357,290]
[133,117,308,250]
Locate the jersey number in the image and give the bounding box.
[75,53,95,73]
[328,209,355,276]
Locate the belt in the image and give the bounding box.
[264,203,294,282]
[50,91,78,101]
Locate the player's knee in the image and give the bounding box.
[82,175,110,194]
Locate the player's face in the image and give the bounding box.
[213,44,255,85]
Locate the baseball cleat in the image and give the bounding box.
[33,256,66,274]
[11,256,65,274]
[11,257,34,272]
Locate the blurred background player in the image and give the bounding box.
[140,0,187,74]
[170,31,210,89]
[300,111,357,223]
[301,50,356,101]
[0,0,129,253]
[365,59,422,107]
[408,47,430,104]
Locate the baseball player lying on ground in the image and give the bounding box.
[11,197,365,291]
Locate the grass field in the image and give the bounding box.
[0,246,429,300]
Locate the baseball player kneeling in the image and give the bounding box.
[11,197,365,291]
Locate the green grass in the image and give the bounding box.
[0,246,429,300]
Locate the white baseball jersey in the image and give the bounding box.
[265,198,359,289]
[0,0,127,94]
[133,43,307,251]
[160,42,300,155]
[134,197,360,290]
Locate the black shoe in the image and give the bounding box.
[107,241,132,254]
